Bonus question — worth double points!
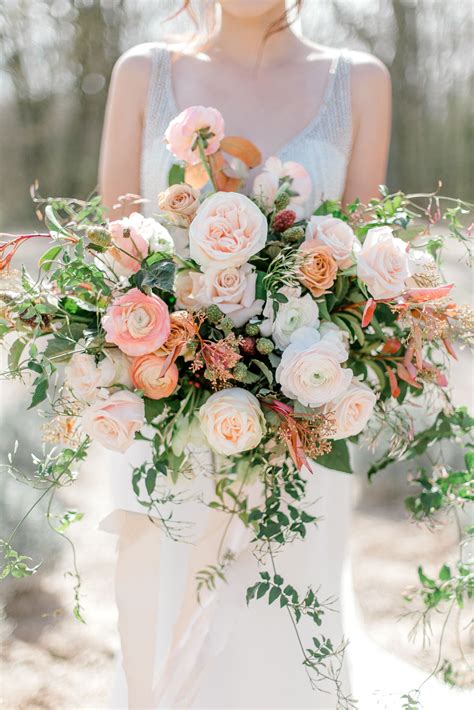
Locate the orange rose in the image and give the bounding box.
[131,353,178,400]
[158,311,197,357]
[297,243,337,297]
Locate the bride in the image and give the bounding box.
[98,1,391,708]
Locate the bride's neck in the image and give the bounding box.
[208,6,302,68]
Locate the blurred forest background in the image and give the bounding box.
[0,2,473,708]
[0,0,473,231]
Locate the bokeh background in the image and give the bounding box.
[0,1,473,708]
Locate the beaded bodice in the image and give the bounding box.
[140,46,353,215]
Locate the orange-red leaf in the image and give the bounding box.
[220,136,262,169]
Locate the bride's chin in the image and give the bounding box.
[219,0,285,20]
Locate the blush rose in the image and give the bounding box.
[165,106,225,165]
[356,226,410,300]
[82,390,144,452]
[305,215,359,269]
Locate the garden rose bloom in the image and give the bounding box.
[65,352,102,403]
[356,226,410,300]
[189,192,267,268]
[276,327,352,407]
[297,242,338,297]
[82,390,144,452]
[158,184,200,226]
[104,213,169,277]
[194,264,264,328]
[174,270,202,310]
[102,288,171,356]
[165,106,225,165]
[131,353,179,400]
[260,286,320,350]
[158,310,196,356]
[198,388,266,456]
[325,380,377,440]
[253,157,312,217]
[97,348,133,389]
[305,215,359,269]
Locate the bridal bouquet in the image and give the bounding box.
[1,105,473,706]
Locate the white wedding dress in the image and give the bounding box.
[101,45,356,709]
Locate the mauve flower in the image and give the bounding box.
[165,106,225,165]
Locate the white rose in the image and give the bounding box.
[194,264,264,328]
[260,286,320,350]
[97,348,133,389]
[198,388,266,456]
[276,327,352,407]
[305,215,359,269]
[81,390,144,453]
[127,212,174,256]
[325,380,377,439]
[65,352,102,403]
[356,226,410,300]
[189,192,267,268]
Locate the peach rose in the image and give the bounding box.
[356,226,410,300]
[189,192,267,268]
[131,353,179,400]
[198,388,266,456]
[193,264,264,328]
[253,157,312,217]
[325,380,377,440]
[297,242,338,297]
[65,352,102,403]
[165,106,225,165]
[102,288,171,356]
[82,390,144,452]
[158,184,200,226]
[276,327,352,407]
[305,215,359,269]
[158,310,197,356]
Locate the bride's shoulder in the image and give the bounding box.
[108,43,169,101]
[344,49,391,100]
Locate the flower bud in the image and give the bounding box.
[219,316,234,334]
[233,362,249,382]
[245,323,260,336]
[206,304,224,324]
[274,191,291,211]
[256,337,275,355]
[282,226,304,243]
[266,244,282,259]
[86,226,111,248]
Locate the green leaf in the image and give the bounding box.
[144,397,165,424]
[28,378,48,409]
[56,510,84,533]
[39,245,62,272]
[256,582,269,599]
[315,440,352,473]
[44,205,68,235]
[251,358,273,385]
[8,338,26,371]
[439,564,451,581]
[269,586,281,604]
[255,271,266,300]
[168,163,185,186]
[145,469,157,496]
[134,259,176,293]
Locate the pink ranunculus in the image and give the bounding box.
[104,213,155,277]
[356,226,411,300]
[82,390,144,452]
[194,264,264,328]
[325,380,377,440]
[131,353,179,400]
[165,106,225,165]
[189,191,267,269]
[252,157,312,217]
[102,288,171,356]
[305,215,359,269]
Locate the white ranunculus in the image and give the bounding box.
[325,380,377,439]
[97,348,133,389]
[356,226,410,300]
[193,264,264,328]
[189,192,267,268]
[260,286,320,350]
[65,352,102,403]
[318,321,350,353]
[81,390,144,453]
[305,215,359,269]
[276,327,352,407]
[198,388,266,456]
